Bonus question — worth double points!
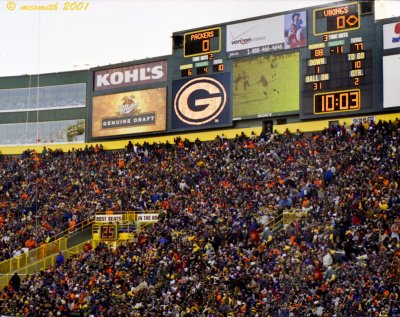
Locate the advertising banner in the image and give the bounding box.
[136,213,159,223]
[92,87,166,137]
[94,61,168,91]
[226,11,307,58]
[383,54,400,108]
[383,22,400,49]
[95,215,123,222]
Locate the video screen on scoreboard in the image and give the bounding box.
[91,87,166,138]
[383,54,400,109]
[233,52,299,120]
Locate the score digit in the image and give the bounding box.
[196,66,208,75]
[350,42,364,52]
[212,64,224,72]
[202,39,210,53]
[181,69,192,77]
[336,16,346,29]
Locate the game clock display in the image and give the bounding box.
[314,89,360,114]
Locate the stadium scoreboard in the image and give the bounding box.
[88,0,386,141]
[300,1,375,119]
[175,27,225,78]
[171,25,231,132]
[170,0,379,124]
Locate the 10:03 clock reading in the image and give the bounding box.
[314,89,360,114]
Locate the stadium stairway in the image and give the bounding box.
[0,213,154,289]
[269,212,284,233]
[0,219,93,289]
[67,224,93,248]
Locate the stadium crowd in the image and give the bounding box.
[0,118,399,316]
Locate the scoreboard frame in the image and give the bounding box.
[183,27,222,58]
[85,0,384,143]
[300,0,376,120]
[313,2,361,36]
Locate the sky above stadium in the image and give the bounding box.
[0,0,398,76]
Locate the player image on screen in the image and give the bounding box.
[257,74,280,98]
[258,74,269,97]
[233,52,299,120]
[234,70,250,93]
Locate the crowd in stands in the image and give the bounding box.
[0,118,399,316]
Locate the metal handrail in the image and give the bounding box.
[0,239,91,289]
[0,218,93,275]
[266,212,284,232]
[0,212,158,285]
[47,218,94,242]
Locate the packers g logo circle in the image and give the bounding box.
[174,77,227,125]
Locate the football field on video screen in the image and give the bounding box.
[233,52,299,119]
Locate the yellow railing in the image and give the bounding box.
[47,218,93,243]
[91,218,155,248]
[262,209,308,230]
[0,238,67,274]
[0,212,158,286]
[94,210,156,223]
[266,213,284,232]
[282,210,308,225]
[0,218,93,275]
[0,218,157,288]
[92,211,159,245]
[0,240,90,289]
